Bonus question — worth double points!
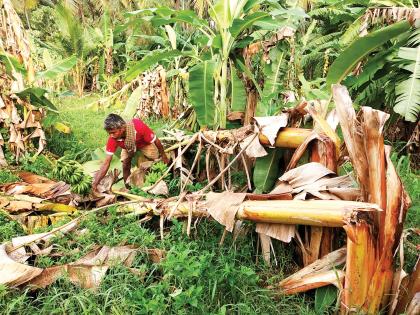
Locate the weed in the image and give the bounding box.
[18,154,53,176]
[0,169,20,184]
[0,213,25,242]
[391,153,420,273]
[0,208,311,314]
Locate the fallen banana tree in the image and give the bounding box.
[332,84,412,314]
[1,196,379,287]
[0,82,415,313]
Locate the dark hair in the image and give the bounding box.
[104,113,126,130]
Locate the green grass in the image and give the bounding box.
[43,94,172,159]
[391,153,419,272]
[0,210,316,315]
[0,213,25,242]
[43,94,114,156]
[0,169,20,184]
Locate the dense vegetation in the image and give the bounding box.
[0,0,418,314]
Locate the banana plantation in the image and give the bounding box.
[0,0,419,314]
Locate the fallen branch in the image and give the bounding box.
[196,133,258,194]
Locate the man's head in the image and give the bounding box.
[104,114,126,139]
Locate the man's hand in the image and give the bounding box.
[92,155,112,194]
[154,137,169,165]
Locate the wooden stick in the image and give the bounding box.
[180,137,203,192]
[197,133,258,194]
[144,133,199,192]
[241,154,252,191]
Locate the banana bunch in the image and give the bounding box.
[52,156,92,196]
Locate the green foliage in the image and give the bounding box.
[125,50,188,81]
[253,148,283,193]
[315,285,337,314]
[127,2,306,129]
[35,55,77,80]
[28,5,58,43]
[258,45,286,115]
[188,60,216,128]
[0,213,25,243]
[0,169,20,184]
[394,45,420,122]
[122,85,143,119]
[18,154,53,176]
[0,208,311,314]
[0,52,27,77]
[43,95,112,158]
[326,21,411,88]
[53,3,91,58]
[229,64,247,112]
[391,153,420,272]
[15,87,57,112]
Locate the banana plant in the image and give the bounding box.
[125,0,305,129]
[394,29,420,122]
[328,20,418,121]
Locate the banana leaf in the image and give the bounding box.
[258,46,286,116]
[122,85,143,119]
[394,46,420,122]
[230,12,269,37]
[188,60,216,127]
[0,51,27,76]
[326,21,411,88]
[125,50,187,81]
[253,148,283,193]
[35,55,77,80]
[230,64,247,111]
[15,88,57,112]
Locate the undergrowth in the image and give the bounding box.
[0,208,315,315]
[0,169,20,184]
[0,96,417,314]
[391,154,420,273]
[0,213,25,242]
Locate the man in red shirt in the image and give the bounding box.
[92,113,169,191]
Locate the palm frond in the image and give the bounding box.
[54,3,86,57]
[309,7,353,20]
[354,75,390,106]
[301,51,324,69]
[339,17,363,47]
[305,32,341,52]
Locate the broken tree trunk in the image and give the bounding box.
[105,198,381,229]
[277,248,346,294]
[305,136,338,265]
[236,200,378,227]
[333,84,412,314]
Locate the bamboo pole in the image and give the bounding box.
[258,128,312,148]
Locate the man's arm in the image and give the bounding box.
[92,154,112,191]
[154,137,169,164]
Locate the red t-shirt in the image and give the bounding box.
[105,118,156,155]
